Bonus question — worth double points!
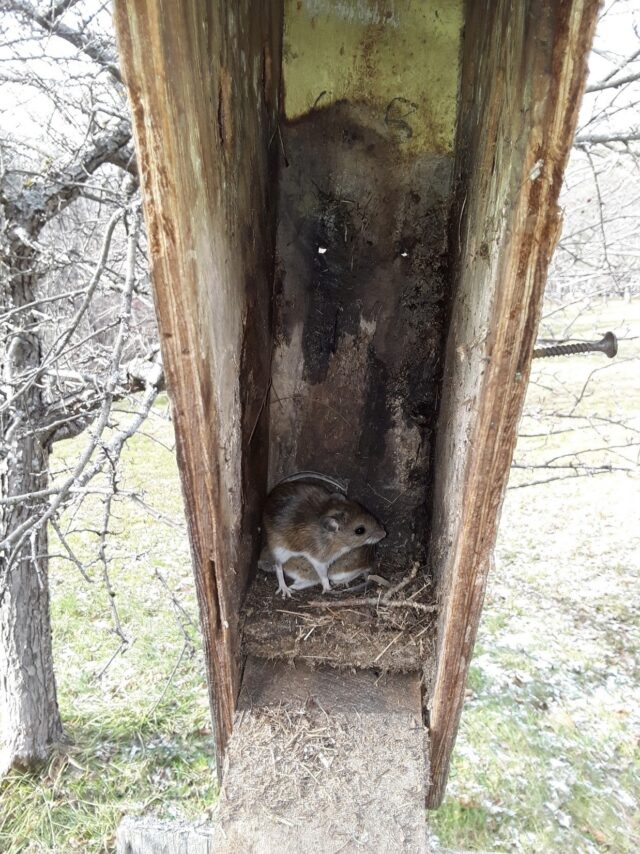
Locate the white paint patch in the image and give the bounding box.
[303,0,400,28]
[359,316,377,337]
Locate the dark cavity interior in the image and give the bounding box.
[269,101,453,574]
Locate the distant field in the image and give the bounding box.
[0,300,638,853]
[432,298,640,852]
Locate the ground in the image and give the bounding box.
[0,300,638,853]
[430,299,640,853]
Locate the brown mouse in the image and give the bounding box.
[262,474,386,598]
[259,543,375,591]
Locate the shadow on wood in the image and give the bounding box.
[113,0,599,813]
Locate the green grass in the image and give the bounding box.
[0,403,216,853]
[431,298,640,852]
[1,300,638,852]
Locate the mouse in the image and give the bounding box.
[258,543,375,591]
[261,473,386,598]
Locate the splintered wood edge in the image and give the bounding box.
[427,0,600,808]
[113,1,282,777]
[116,817,216,854]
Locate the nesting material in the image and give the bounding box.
[241,562,438,675]
[213,658,431,853]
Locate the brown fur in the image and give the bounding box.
[263,482,386,566]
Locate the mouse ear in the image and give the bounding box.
[322,511,345,532]
[329,492,348,502]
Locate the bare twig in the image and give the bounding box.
[1,202,141,561]
[305,597,438,613]
[147,640,191,717]
[382,561,420,603]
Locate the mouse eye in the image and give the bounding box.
[354,526,366,536]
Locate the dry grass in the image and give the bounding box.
[0,299,637,853]
[242,568,437,675]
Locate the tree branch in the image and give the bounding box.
[42,356,165,445]
[585,69,640,94]
[2,123,134,234]
[0,203,142,561]
[575,132,640,145]
[0,0,122,83]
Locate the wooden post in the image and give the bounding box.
[113,1,283,775]
[113,0,600,812]
[205,658,430,851]
[427,0,600,807]
[117,817,215,854]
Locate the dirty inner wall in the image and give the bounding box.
[269,0,464,571]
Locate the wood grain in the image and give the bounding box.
[112,1,282,776]
[117,817,215,854]
[212,658,430,852]
[271,104,453,573]
[427,0,600,807]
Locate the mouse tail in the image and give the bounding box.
[273,470,348,494]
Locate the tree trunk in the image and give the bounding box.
[0,476,63,774]
[0,252,63,774]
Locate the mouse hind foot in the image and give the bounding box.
[275,563,293,599]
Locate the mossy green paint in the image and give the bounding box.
[283,0,463,154]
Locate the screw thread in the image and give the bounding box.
[533,341,595,358]
[532,332,617,360]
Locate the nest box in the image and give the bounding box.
[114,0,598,812]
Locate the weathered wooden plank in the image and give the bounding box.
[113,2,283,775]
[427,0,600,807]
[116,817,496,854]
[211,657,430,852]
[117,817,215,854]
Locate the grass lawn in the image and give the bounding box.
[1,299,638,852]
[431,298,640,852]
[0,405,215,854]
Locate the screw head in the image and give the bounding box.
[601,331,618,358]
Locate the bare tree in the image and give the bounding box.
[0,1,163,772]
[547,0,640,302]
[513,0,640,489]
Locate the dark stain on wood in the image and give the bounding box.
[270,100,453,573]
[358,349,391,468]
[300,185,361,384]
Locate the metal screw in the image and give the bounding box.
[532,331,618,360]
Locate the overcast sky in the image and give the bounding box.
[1,1,638,164]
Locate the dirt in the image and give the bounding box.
[241,566,437,685]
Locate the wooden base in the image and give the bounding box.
[119,658,432,852]
[212,657,430,851]
[117,817,215,854]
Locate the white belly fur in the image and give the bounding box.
[273,545,350,575]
